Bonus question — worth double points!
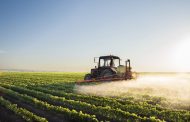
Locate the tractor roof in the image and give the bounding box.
[99,55,120,60]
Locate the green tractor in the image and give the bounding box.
[83,55,135,82]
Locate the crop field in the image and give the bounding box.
[0,72,190,122]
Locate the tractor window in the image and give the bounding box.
[105,59,111,67]
[99,59,111,67]
[99,58,120,67]
[99,59,104,67]
[114,59,120,67]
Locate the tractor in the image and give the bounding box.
[81,55,134,82]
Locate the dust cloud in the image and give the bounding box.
[75,73,190,104]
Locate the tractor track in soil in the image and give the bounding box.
[3,95,68,122]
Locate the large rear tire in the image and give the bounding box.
[84,74,92,80]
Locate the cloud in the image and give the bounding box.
[0,50,6,54]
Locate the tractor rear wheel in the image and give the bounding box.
[84,74,92,80]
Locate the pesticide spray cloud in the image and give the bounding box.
[75,73,190,105]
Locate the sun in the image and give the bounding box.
[172,36,190,72]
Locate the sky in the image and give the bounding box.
[0,0,190,72]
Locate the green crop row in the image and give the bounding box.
[0,83,163,122]
[29,85,190,122]
[0,96,48,122]
[1,72,190,122]
[0,86,98,122]
[0,72,83,86]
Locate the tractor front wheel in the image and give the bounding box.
[84,74,92,80]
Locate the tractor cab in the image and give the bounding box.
[98,56,120,68]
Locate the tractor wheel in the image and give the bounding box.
[84,74,92,80]
[100,69,114,77]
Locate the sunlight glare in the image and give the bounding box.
[172,35,190,72]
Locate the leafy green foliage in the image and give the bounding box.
[0,96,47,122]
[0,72,189,122]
